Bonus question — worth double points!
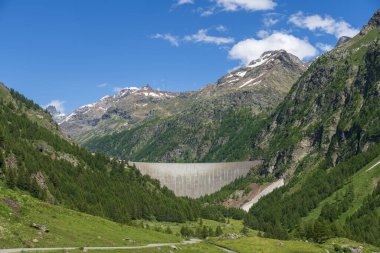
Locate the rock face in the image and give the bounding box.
[252,10,380,177]
[80,50,306,162]
[361,8,380,34]
[45,105,65,123]
[336,36,351,47]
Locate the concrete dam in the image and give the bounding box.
[131,161,262,198]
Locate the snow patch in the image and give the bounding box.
[235,71,247,77]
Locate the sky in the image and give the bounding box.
[0,0,377,114]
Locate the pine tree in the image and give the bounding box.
[215,226,223,236]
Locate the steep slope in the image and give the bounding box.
[243,9,380,247]
[252,18,380,178]
[59,86,193,143]
[0,186,179,248]
[83,50,305,162]
[0,83,208,224]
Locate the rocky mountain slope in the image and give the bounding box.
[79,50,306,162]
[59,86,193,142]
[252,11,380,179]
[243,8,380,246]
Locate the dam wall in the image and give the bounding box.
[131,161,262,198]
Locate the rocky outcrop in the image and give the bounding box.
[252,9,380,177]
[360,8,380,34]
[336,36,351,47]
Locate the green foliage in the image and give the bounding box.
[9,88,42,111]
[245,144,380,243]
[84,108,268,162]
[345,183,380,246]
[0,97,200,224]
[200,175,275,204]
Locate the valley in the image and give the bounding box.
[0,4,379,253]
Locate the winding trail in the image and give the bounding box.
[0,239,202,253]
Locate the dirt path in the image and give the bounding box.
[241,178,285,212]
[0,239,202,253]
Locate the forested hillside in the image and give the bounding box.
[0,83,243,225]
[244,9,380,246]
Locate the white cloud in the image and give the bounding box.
[214,0,276,12]
[200,8,215,16]
[152,33,180,47]
[97,83,108,88]
[45,100,66,114]
[316,43,334,52]
[257,30,269,38]
[216,25,227,32]
[184,29,234,45]
[175,0,194,5]
[229,32,318,65]
[289,12,359,38]
[263,17,279,27]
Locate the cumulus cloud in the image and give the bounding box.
[152,33,180,47]
[184,29,234,45]
[214,0,276,12]
[229,32,318,65]
[289,12,359,38]
[316,43,334,52]
[45,100,66,114]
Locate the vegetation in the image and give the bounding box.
[0,185,179,248]
[0,90,244,226]
[246,144,380,245]
[199,174,275,204]
[84,108,268,162]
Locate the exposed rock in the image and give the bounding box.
[336,36,351,47]
[221,233,241,240]
[1,198,20,212]
[361,8,380,35]
[341,245,364,253]
[32,238,39,243]
[31,223,49,233]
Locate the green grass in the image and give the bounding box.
[210,236,326,253]
[135,217,245,236]
[303,155,380,223]
[0,185,179,249]
[211,236,380,253]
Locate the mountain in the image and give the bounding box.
[45,105,66,123]
[59,85,193,142]
[251,15,380,179]
[79,50,306,162]
[242,9,380,246]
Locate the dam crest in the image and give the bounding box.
[131,161,262,198]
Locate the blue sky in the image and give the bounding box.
[0,0,377,113]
